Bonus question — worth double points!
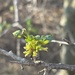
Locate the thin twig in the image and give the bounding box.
[38,68,49,75]
[13,0,19,22]
[51,40,69,45]
[0,29,9,37]
[12,0,23,29]
[16,39,21,56]
[13,0,22,57]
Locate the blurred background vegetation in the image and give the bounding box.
[0,0,75,75]
[0,0,63,75]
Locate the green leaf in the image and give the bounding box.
[33,51,37,57]
[42,47,48,51]
[26,19,31,26]
[35,35,40,40]
[13,28,53,57]
[36,45,41,50]
[13,30,22,38]
[41,35,46,41]
[25,35,32,42]
[23,50,32,57]
[46,35,53,41]
[42,40,49,45]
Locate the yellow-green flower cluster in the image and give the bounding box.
[23,35,49,57]
[13,28,53,57]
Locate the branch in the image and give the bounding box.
[13,0,19,22]
[12,0,23,29]
[51,40,69,45]
[51,39,75,46]
[46,63,75,71]
[0,49,28,63]
[0,49,75,71]
[10,61,75,71]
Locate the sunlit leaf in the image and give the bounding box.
[23,50,32,57]
[42,40,49,45]
[13,30,22,38]
[33,51,37,57]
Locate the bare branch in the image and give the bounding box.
[51,40,69,45]
[12,0,23,29]
[47,63,75,71]
[0,49,28,63]
[0,28,9,37]
[16,39,21,56]
[12,22,23,29]
[51,39,75,46]
[13,0,19,22]
[0,49,75,71]
[10,61,75,71]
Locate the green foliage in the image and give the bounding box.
[26,18,31,26]
[13,28,53,57]
[0,21,11,34]
[25,18,38,34]
[9,6,14,12]
[13,30,22,38]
